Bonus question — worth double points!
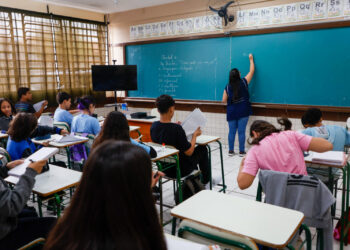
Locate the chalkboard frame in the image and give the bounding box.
[118,19,350,120]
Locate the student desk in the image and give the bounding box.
[305,152,350,250]
[147,143,181,231]
[128,117,159,142]
[171,190,304,248]
[165,233,211,250]
[32,135,89,169]
[196,135,226,193]
[5,165,82,217]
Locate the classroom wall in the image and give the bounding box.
[0,0,104,22]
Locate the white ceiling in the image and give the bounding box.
[35,0,184,14]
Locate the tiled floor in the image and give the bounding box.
[29,145,349,249]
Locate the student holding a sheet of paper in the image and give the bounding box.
[301,108,350,181]
[0,158,56,249]
[222,54,255,157]
[6,113,68,160]
[151,95,210,185]
[15,87,48,118]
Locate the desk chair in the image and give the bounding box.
[53,121,70,132]
[178,220,258,250]
[256,181,315,250]
[345,117,350,153]
[19,237,45,250]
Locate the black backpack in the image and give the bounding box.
[175,175,205,205]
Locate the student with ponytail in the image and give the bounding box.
[237,117,333,190]
[222,54,255,157]
[71,96,100,135]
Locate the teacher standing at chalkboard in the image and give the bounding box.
[222,54,255,157]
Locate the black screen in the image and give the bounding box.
[91,65,137,91]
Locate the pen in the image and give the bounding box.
[29,159,35,163]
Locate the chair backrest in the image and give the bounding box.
[53,121,70,132]
[19,237,45,250]
[346,117,350,130]
[0,147,11,164]
[178,220,258,250]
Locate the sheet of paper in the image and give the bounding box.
[33,100,46,112]
[8,147,59,177]
[327,0,343,18]
[247,9,260,26]
[313,0,327,19]
[271,5,285,24]
[345,0,350,16]
[237,10,248,28]
[159,22,168,36]
[38,115,53,127]
[285,3,298,22]
[311,151,344,164]
[53,134,83,143]
[165,234,209,250]
[259,7,272,26]
[181,108,207,138]
[298,2,313,21]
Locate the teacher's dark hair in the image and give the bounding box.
[249,117,292,145]
[229,68,241,101]
[156,94,175,114]
[8,113,37,142]
[44,141,166,250]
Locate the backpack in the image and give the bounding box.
[334,207,350,243]
[175,175,205,205]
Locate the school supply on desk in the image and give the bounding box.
[182,108,207,139]
[8,147,59,177]
[53,134,84,143]
[311,151,344,165]
[33,100,47,112]
[38,115,53,127]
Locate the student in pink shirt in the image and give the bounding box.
[237,118,333,190]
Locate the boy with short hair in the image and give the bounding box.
[15,87,47,118]
[53,92,79,127]
[150,94,210,185]
[301,108,350,181]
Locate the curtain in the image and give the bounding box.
[0,7,107,105]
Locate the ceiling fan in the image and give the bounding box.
[208,0,240,27]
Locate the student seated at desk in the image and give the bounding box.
[93,111,157,158]
[0,98,16,131]
[0,159,56,249]
[15,87,47,118]
[6,113,67,160]
[53,92,79,128]
[151,95,210,185]
[71,96,100,136]
[237,118,333,190]
[301,108,350,180]
[44,141,166,250]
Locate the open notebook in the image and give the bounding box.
[8,147,59,177]
[311,151,344,165]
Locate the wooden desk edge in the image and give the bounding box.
[170,212,305,248]
[196,137,221,145]
[152,152,179,162]
[33,139,89,148]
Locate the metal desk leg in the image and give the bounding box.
[65,147,72,169]
[206,145,212,190]
[156,161,164,224]
[37,195,43,218]
[172,155,182,236]
[54,193,61,217]
[217,140,226,193]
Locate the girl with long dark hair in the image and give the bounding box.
[44,141,166,250]
[222,54,255,157]
[237,118,333,190]
[0,98,16,131]
[93,111,157,158]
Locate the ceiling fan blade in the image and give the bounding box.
[223,1,234,10]
[224,13,228,26]
[209,6,219,13]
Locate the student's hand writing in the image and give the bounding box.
[60,129,69,135]
[249,53,253,61]
[6,160,24,169]
[28,160,47,174]
[42,142,50,147]
[151,171,165,187]
[193,127,202,137]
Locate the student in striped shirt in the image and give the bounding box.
[15,87,47,118]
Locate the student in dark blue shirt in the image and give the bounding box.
[222,54,255,157]
[6,113,67,160]
[15,87,47,118]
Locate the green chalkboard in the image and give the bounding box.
[126,26,350,107]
